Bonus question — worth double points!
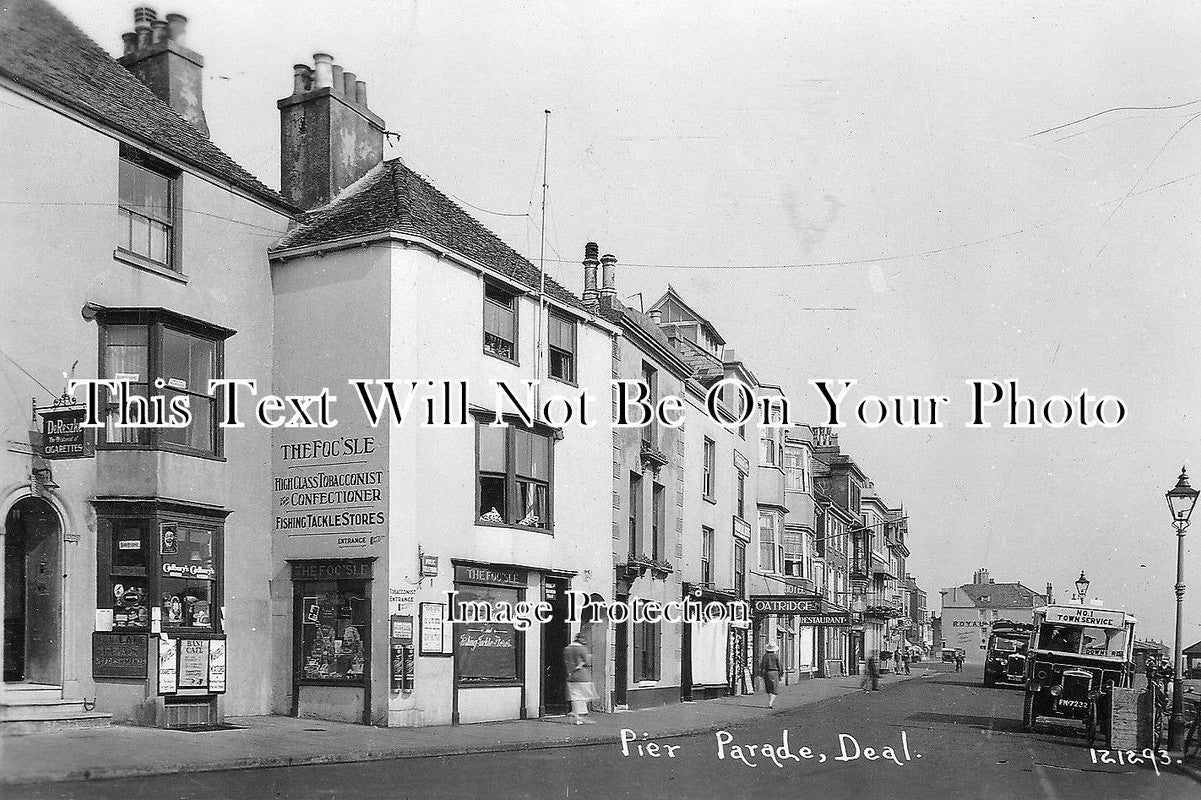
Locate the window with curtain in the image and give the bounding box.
[783,528,804,577]
[784,446,805,490]
[483,284,517,361]
[548,310,576,383]
[118,148,177,268]
[476,419,553,529]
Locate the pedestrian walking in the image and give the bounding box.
[955,652,964,673]
[760,641,782,708]
[893,650,902,673]
[903,650,911,675]
[861,651,880,692]
[563,632,597,725]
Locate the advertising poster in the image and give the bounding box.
[208,639,227,694]
[178,639,210,688]
[157,637,177,695]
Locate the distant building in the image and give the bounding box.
[940,569,1048,662]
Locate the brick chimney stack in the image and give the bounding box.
[278,53,386,210]
[118,8,209,137]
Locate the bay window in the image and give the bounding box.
[98,309,228,457]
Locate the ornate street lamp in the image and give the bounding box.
[1074,571,1090,602]
[1165,466,1199,750]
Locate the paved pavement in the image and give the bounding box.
[1,668,916,786]
[7,665,1199,799]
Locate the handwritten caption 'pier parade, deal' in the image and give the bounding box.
[620,729,921,768]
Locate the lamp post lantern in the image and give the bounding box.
[1075,571,1090,602]
[1165,466,1199,750]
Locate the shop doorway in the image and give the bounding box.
[539,577,570,716]
[4,497,62,684]
[613,594,629,707]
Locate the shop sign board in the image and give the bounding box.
[92,632,147,678]
[289,559,375,581]
[38,405,94,459]
[453,564,527,587]
[749,596,823,615]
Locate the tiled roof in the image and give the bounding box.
[959,583,1044,609]
[0,0,289,210]
[272,159,587,312]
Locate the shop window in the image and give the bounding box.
[633,620,660,682]
[476,416,554,530]
[548,310,576,383]
[453,584,521,685]
[98,309,229,457]
[297,583,368,683]
[95,501,225,635]
[483,283,518,362]
[118,146,179,269]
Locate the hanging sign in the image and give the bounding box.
[38,404,94,459]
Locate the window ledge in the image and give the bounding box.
[475,520,553,535]
[703,494,717,505]
[114,249,188,283]
[482,348,520,367]
[96,444,226,463]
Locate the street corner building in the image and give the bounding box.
[0,0,933,733]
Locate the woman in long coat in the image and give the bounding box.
[760,641,782,708]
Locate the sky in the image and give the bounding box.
[58,0,1201,643]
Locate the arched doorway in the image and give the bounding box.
[4,496,62,684]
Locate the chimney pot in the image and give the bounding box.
[165,13,187,46]
[355,80,368,105]
[331,64,345,95]
[151,19,169,44]
[313,53,335,89]
[292,64,312,94]
[600,253,617,304]
[648,309,661,324]
[133,6,157,29]
[582,242,600,306]
[342,72,357,97]
[122,32,138,54]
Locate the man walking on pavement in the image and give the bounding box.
[860,651,879,693]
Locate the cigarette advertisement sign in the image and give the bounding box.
[38,405,94,459]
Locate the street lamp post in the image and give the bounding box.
[1165,466,1199,751]
[1075,571,1090,603]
